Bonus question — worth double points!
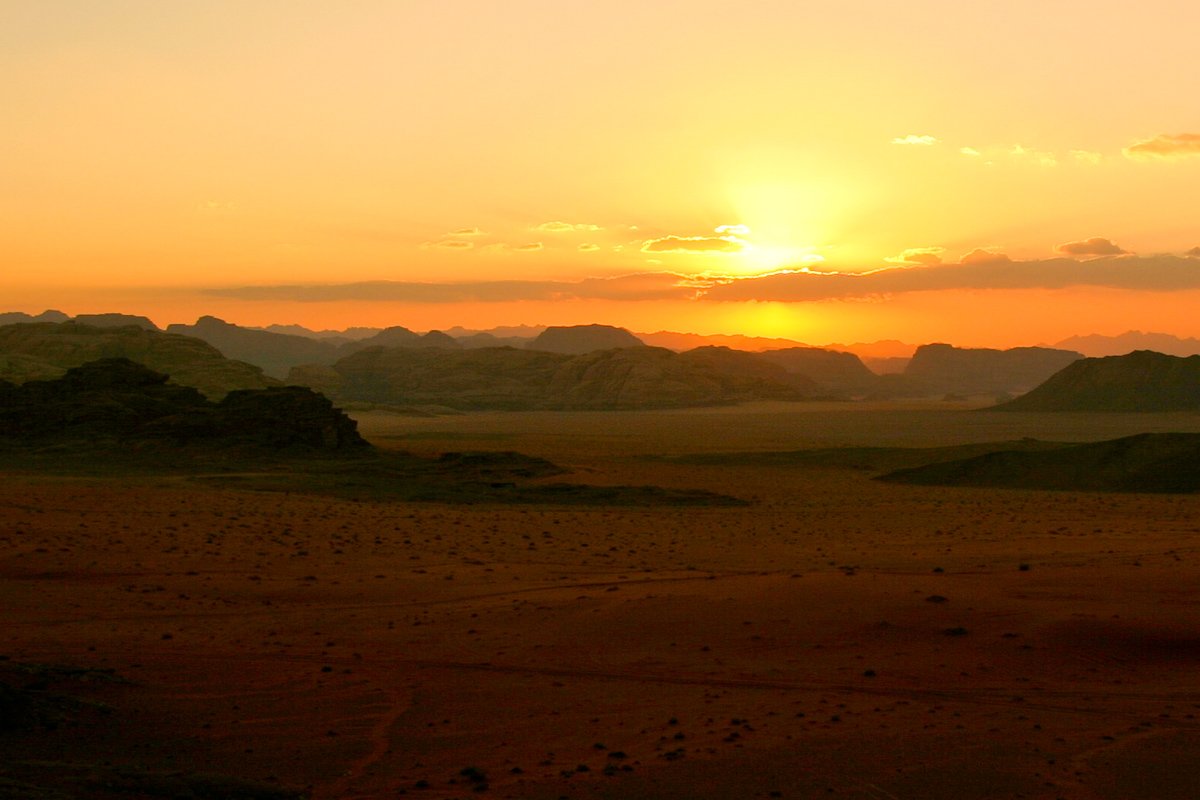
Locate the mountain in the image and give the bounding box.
[166,316,342,378]
[0,357,366,452]
[419,330,462,349]
[0,310,70,326]
[758,347,879,391]
[992,350,1200,412]
[528,324,645,354]
[820,339,918,359]
[0,322,280,399]
[901,343,1083,396]
[1052,331,1200,358]
[878,433,1200,493]
[293,345,818,410]
[862,356,910,375]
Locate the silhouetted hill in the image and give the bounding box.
[167,316,342,378]
[297,345,818,410]
[73,313,160,330]
[900,343,1083,396]
[0,358,366,451]
[992,350,1200,412]
[419,330,462,349]
[0,322,280,399]
[878,432,1200,492]
[260,323,381,341]
[758,347,879,391]
[529,324,644,354]
[0,310,70,326]
[1052,331,1200,358]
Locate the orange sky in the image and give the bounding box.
[4,1,1200,346]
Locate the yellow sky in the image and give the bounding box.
[3,1,1200,345]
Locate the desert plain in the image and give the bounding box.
[4,402,1200,800]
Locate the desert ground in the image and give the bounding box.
[4,401,1200,799]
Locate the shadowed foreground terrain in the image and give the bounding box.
[3,403,1200,799]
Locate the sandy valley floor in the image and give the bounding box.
[3,403,1200,799]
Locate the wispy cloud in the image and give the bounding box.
[534,221,602,232]
[577,243,601,252]
[514,242,544,251]
[210,252,1200,305]
[715,224,752,235]
[1070,150,1104,165]
[421,240,474,250]
[447,227,487,236]
[641,235,746,254]
[209,273,696,304]
[892,135,941,145]
[1055,237,1128,257]
[1123,133,1200,160]
[1009,144,1057,167]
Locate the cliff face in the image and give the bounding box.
[758,347,879,391]
[528,324,645,354]
[992,350,1200,412]
[902,343,1083,396]
[0,322,280,399]
[293,345,818,410]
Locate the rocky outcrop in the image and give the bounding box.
[167,316,341,378]
[73,313,160,330]
[302,345,818,410]
[0,322,280,399]
[528,324,644,354]
[758,347,879,391]
[0,358,367,451]
[901,343,1083,396]
[992,350,1200,412]
[878,432,1200,492]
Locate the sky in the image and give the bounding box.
[3,0,1200,346]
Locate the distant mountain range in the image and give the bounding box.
[1049,331,1200,358]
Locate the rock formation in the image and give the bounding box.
[0,322,280,399]
[899,343,1083,396]
[167,316,342,378]
[758,347,879,391]
[0,358,366,451]
[528,324,645,354]
[297,345,818,410]
[992,350,1200,412]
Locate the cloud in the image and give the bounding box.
[892,135,941,145]
[886,247,945,266]
[1186,246,1200,258]
[447,227,487,236]
[961,248,1011,264]
[715,224,752,235]
[960,147,982,157]
[1123,133,1200,160]
[209,273,697,304]
[1055,237,1128,256]
[211,253,1200,305]
[701,253,1200,302]
[1070,150,1104,165]
[641,235,746,254]
[577,243,601,252]
[421,240,474,250]
[535,221,602,232]
[514,242,544,251]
